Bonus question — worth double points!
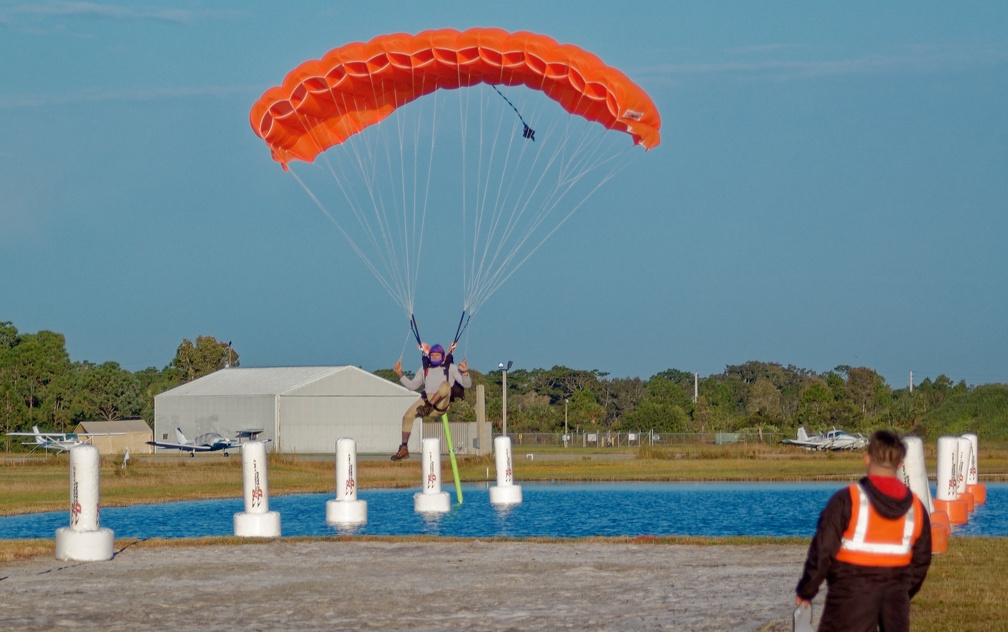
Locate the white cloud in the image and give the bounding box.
[0,84,260,109]
[0,2,242,28]
[638,44,1008,84]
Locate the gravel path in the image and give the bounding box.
[0,540,819,631]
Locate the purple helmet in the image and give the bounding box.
[429,344,446,366]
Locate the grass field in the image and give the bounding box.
[4,442,1008,516]
[2,442,1005,630]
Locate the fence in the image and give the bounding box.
[507,431,785,448]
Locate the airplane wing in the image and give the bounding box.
[146,441,212,452]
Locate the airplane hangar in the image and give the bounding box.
[152,366,421,455]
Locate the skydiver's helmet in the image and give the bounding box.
[429,344,446,367]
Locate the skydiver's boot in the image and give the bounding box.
[391,443,410,461]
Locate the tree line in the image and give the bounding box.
[4,321,1007,450]
[419,362,1008,441]
[0,322,235,447]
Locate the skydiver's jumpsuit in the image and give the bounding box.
[398,362,472,433]
[796,476,932,632]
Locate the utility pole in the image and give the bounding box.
[909,370,914,394]
[694,372,699,403]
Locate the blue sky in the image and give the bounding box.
[2,2,1006,388]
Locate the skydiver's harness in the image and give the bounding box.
[410,313,469,405]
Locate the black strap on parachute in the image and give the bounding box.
[409,311,469,353]
[410,314,423,351]
[452,310,470,348]
[491,85,536,141]
[410,311,469,403]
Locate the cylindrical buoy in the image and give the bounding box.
[930,517,950,554]
[962,433,987,505]
[55,444,114,561]
[956,437,974,513]
[490,436,522,505]
[898,436,933,513]
[234,441,281,537]
[930,507,951,554]
[326,438,367,526]
[414,437,450,513]
[934,436,967,525]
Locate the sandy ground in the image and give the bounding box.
[0,539,821,631]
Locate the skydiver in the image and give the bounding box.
[391,343,472,461]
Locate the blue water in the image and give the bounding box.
[1,482,1004,540]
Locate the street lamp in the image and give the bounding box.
[499,361,512,436]
[564,398,569,448]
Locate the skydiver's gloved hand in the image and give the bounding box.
[394,357,403,378]
[419,343,431,356]
[448,341,458,354]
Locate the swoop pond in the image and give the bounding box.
[1,482,1005,540]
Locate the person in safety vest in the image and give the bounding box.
[795,430,931,632]
[391,343,471,461]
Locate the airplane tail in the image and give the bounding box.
[175,427,189,444]
[796,427,809,442]
[31,425,45,444]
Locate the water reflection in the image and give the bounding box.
[0,482,1003,540]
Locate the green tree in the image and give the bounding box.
[171,336,238,383]
[846,366,890,417]
[73,362,144,421]
[795,379,834,429]
[135,365,180,425]
[8,330,71,426]
[620,375,692,433]
[745,378,783,420]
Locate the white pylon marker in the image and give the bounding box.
[233,440,281,537]
[326,437,367,526]
[55,444,114,561]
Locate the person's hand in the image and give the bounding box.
[795,596,810,608]
[448,341,457,354]
[394,357,403,377]
[459,358,468,373]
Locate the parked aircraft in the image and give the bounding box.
[781,427,868,451]
[147,427,263,457]
[8,425,126,454]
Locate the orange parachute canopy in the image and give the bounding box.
[250,28,661,168]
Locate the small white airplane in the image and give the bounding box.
[8,425,126,454]
[782,427,868,451]
[147,427,264,457]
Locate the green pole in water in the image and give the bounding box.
[441,413,463,503]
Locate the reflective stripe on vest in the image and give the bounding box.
[836,483,918,566]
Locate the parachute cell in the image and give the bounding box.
[250,28,661,168]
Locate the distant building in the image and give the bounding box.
[153,366,423,455]
[73,419,153,456]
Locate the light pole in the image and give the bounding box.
[499,361,512,436]
[564,398,569,448]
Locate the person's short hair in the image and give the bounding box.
[868,430,906,468]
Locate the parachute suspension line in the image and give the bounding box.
[286,166,410,311]
[416,73,441,319]
[319,113,413,316]
[491,85,536,141]
[469,135,634,314]
[457,65,477,315]
[461,104,633,316]
[463,85,564,315]
[466,85,531,314]
[291,87,424,318]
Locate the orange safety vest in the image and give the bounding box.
[836,483,924,567]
